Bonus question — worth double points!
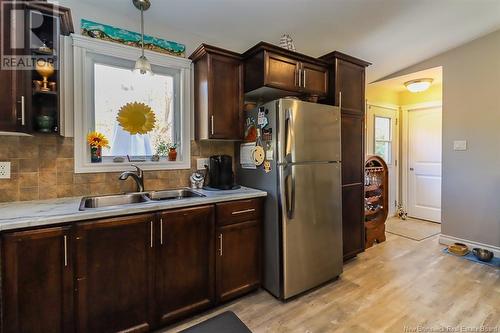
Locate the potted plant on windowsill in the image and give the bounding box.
[168,143,178,161]
[87,131,109,163]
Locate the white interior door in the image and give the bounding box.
[366,105,399,217]
[407,107,442,222]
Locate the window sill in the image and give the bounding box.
[75,160,191,174]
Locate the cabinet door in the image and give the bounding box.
[341,114,365,185]
[156,205,215,325]
[264,51,300,92]
[336,59,366,114]
[75,214,155,333]
[0,1,27,132]
[216,220,260,303]
[342,184,365,259]
[2,226,73,333]
[302,62,328,95]
[209,53,243,139]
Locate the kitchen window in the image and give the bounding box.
[374,116,392,164]
[72,35,191,173]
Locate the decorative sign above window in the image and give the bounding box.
[81,19,186,58]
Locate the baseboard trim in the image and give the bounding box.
[439,234,500,257]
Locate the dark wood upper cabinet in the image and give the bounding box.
[263,52,301,92]
[75,214,155,333]
[215,199,262,303]
[2,226,74,333]
[156,205,215,325]
[319,51,370,260]
[302,61,329,96]
[319,51,371,114]
[0,0,73,134]
[243,42,328,100]
[190,44,244,140]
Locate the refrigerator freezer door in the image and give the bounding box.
[279,162,342,299]
[278,99,341,164]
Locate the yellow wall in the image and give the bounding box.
[399,83,442,106]
[366,84,399,106]
[366,82,442,107]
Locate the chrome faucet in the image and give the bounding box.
[119,164,145,192]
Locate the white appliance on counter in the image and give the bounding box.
[238,98,342,300]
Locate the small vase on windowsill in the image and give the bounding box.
[90,146,102,163]
[168,148,177,161]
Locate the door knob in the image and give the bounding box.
[409,168,414,171]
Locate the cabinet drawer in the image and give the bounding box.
[216,199,262,225]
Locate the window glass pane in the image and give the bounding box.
[94,63,175,157]
[374,116,391,141]
[375,141,391,163]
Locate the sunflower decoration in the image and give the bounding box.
[117,102,156,135]
[86,131,109,148]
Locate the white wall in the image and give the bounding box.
[383,29,500,248]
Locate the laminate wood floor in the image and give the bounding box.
[161,234,500,333]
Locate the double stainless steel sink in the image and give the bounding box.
[79,188,205,210]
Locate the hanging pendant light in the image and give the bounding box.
[132,0,152,75]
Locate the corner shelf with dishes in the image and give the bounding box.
[364,156,388,248]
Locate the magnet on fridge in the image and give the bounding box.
[257,111,268,127]
[264,160,271,173]
[253,146,265,166]
[265,149,274,161]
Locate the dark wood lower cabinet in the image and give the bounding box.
[216,219,261,303]
[1,199,263,332]
[1,226,74,333]
[156,205,215,325]
[75,213,155,333]
[342,184,365,260]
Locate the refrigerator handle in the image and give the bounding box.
[285,109,294,163]
[285,165,296,219]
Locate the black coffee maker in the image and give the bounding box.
[208,155,234,190]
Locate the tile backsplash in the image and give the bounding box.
[0,135,235,203]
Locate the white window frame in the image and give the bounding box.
[374,115,392,164]
[72,35,191,173]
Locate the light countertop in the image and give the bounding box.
[0,187,267,232]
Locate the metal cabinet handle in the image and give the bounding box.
[303,69,306,88]
[160,218,163,245]
[339,91,342,110]
[231,208,255,215]
[17,96,25,126]
[150,221,153,248]
[63,235,68,267]
[211,115,214,135]
[218,234,223,256]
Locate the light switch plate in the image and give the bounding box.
[453,140,467,151]
[196,158,209,170]
[0,162,11,179]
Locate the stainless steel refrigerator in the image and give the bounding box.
[238,98,342,300]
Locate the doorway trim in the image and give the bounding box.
[400,101,442,219]
[366,102,400,216]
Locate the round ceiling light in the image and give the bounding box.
[404,78,433,93]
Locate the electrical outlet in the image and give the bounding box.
[196,158,209,170]
[0,162,11,179]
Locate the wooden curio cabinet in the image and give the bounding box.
[364,156,389,248]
